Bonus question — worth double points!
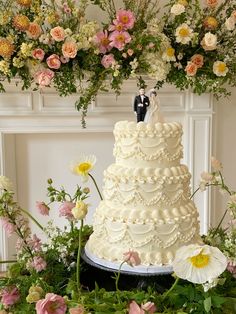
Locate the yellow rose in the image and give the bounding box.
[71,201,88,220]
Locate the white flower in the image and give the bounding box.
[202,278,220,292]
[213,61,229,77]
[172,244,227,284]
[70,154,96,181]
[201,171,213,182]
[0,176,13,194]
[171,4,185,15]
[201,32,217,51]
[225,17,235,31]
[211,156,222,171]
[162,47,176,62]
[175,23,194,44]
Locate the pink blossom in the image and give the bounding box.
[127,49,134,56]
[32,48,45,61]
[109,20,125,32]
[201,171,213,182]
[0,217,16,236]
[29,234,42,252]
[46,54,61,70]
[211,156,222,171]
[185,62,198,76]
[129,301,144,314]
[62,40,78,58]
[69,305,85,314]
[31,256,47,272]
[116,9,135,30]
[109,30,131,50]
[0,286,20,308]
[60,56,69,64]
[191,54,204,68]
[227,260,236,278]
[63,3,71,14]
[50,26,66,42]
[123,250,141,266]
[101,54,115,68]
[36,201,50,216]
[94,30,111,54]
[34,69,54,87]
[59,201,75,220]
[141,301,157,313]
[36,293,67,314]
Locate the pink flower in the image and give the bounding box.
[101,54,115,68]
[0,286,20,308]
[32,48,45,61]
[62,40,78,58]
[27,22,42,39]
[31,256,47,272]
[227,260,236,278]
[129,300,145,314]
[63,3,71,14]
[59,201,75,220]
[141,301,157,313]
[201,171,213,182]
[34,69,54,87]
[116,9,135,30]
[50,26,66,42]
[60,56,69,63]
[123,250,141,266]
[109,20,125,32]
[109,30,131,50]
[29,234,42,252]
[211,156,222,171]
[69,305,85,314]
[1,217,16,236]
[94,30,111,54]
[205,0,218,8]
[36,201,50,215]
[191,54,204,68]
[36,293,67,314]
[185,62,198,76]
[46,54,61,70]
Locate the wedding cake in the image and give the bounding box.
[85,121,201,272]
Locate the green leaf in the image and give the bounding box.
[204,296,212,313]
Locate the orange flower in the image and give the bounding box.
[191,54,204,68]
[185,62,198,76]
[0,38,14,58]
[205,0,218,8]
[204,16,218,30]
[26,22,42,39]
[17,0,32,7]
[13,15,30,31]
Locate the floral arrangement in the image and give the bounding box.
[0,155,236,313]
[0,0,235,126]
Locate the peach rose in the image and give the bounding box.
[185,62,198,76]
[69,305,85,314]
[205,0,218,8]
[62,40,78,58]
[50,26,66,42]
[201,32,217,51]
[27,22,42,39]
[46,54,61,69]
[191,54,204,68]
[34,69,54,87]
[32,48,45,61]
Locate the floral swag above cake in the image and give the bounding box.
[0,0,235,125]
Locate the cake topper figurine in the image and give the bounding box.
[144,89,165,124]
[133,88,150,122]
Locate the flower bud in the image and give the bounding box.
[26,292,41,303]
[71,201,88,220]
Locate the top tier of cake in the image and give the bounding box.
[113,121,183,168]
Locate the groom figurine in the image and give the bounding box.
[133,88,150,122]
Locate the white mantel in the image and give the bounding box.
[0,80,214,269]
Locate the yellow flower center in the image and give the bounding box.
[166,47,175,57]
[178,0,188,6]
[116,34,125,42]
[76,162,92,174]
[101,37,110,46]
[217,63,226,72]
[121,15,129,24]
[190,252,210,268]
[179,28,190,37]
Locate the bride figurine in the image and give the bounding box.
[144,89,165,124]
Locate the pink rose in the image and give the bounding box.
[32,48,45,61]
[1,217,16,236]
[101,54,115,68]
[123,250,141,266]
[69,305,85,314]
[36,201,50,215]
[34,69,54,87]
[141,301,157,313]
[185,62,198,76]
[191,54,204,68]
[36,293,67,314]
[50,26,66,42]
[59,201,76,220]
[0,286,20,308]
[62,40,78,58]
[211,156,222,171]
[31,256,47,272]
[46,54,61,69]
[27,22,42,39]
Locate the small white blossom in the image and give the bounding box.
[171,4,185,16]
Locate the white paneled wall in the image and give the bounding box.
[0,80,213,270]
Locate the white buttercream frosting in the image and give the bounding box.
[86,120,201,268]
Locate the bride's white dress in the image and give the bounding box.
[144,93,165,124]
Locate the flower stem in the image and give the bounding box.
[88,173,103,200]
[162,277,179,301]
[20,207,44,231]
[76,219,84,292]
[115,261,125,292]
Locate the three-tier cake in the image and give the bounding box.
[85,121,202,272]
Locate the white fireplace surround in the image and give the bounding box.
[0,79,213,268]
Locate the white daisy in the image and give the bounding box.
[162,47,176,62]
[70,154,96,181]
[175,23,194,44]
[213,61,229,77]
[172,244,227,284]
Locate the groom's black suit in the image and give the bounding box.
[133,94,150,122]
